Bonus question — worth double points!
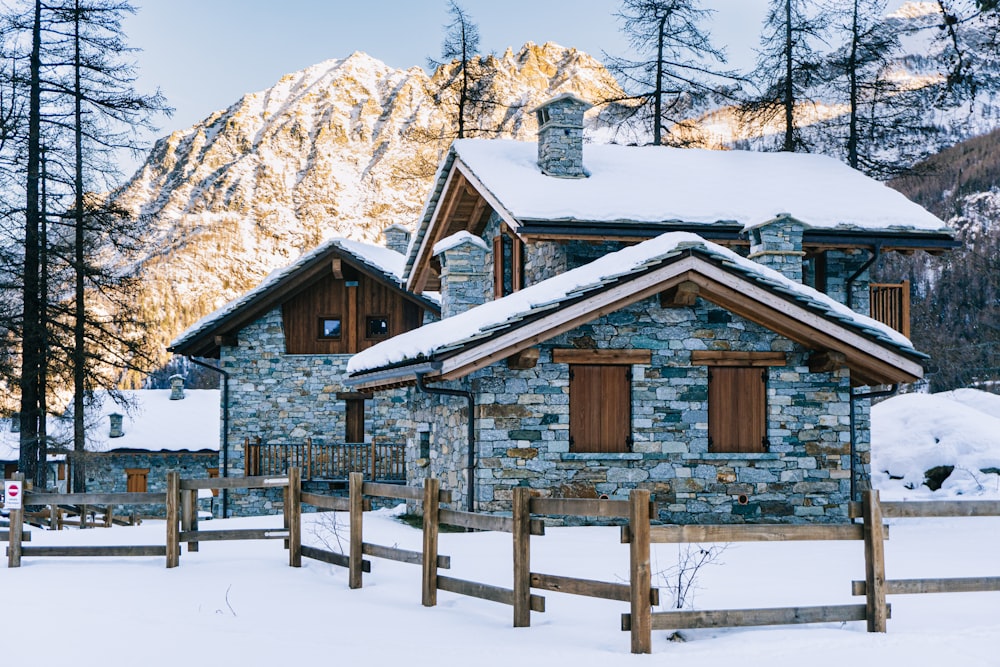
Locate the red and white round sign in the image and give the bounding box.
[4,480,22,510]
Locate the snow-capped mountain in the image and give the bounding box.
[112,44,622,366]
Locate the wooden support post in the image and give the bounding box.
[422,477,441,607]
[288,467,301,568]
[49,504,57,530]
[349,472,364,589]
[863,489,887,632]
[512,486,531,627]
[181,489,198,552]
[165,471,179,568]
[629,489,652,654]
[80,504,88,529]
[7,473,24,568]
[370,441,377,481]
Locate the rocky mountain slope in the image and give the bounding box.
[113,44,623,370]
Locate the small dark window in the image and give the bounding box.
[319,317,342,339]
[366,316,390,339]
[536,108,550,126]
[419,431,430,459]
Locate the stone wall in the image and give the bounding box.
[83,451,218,516]
[409,294,867,524]
[219,308,415,517]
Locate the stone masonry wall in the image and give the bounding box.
[219,308,414,517]
[409,294,866,524]
[84,451,218,516]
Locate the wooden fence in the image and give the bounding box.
[5,470,302,570]
[7,471,1000,655]
[870,280,910,338]
[245,438,405,481]
[848,497,1000,598]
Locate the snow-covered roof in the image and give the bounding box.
[451,139,950,233]
[170,237,437,354]
[349,232,923,380]
[0,389,221,459]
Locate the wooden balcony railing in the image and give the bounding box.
[244,438,405,482]
[870,280,910,339]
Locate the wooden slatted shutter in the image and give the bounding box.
[493,235,504,298]
[569,364,631,453]
[345,398,365,444]
[126,468,149,493]
[708,367,767,453]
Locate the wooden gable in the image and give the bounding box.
[283,265,423,355]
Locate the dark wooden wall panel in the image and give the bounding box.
[283,265,425,355]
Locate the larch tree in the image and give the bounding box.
[428,0,483,140]
[741,0,829,152]
[822,0,935,176]
[603,0,735,146]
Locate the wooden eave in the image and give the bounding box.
[351,253,924,391]
[169,249,438,359]
[407,159,502,294]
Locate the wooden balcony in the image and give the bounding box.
[244,438,405,482]
[870,280,910,339]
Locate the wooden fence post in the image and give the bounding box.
[421,476,441,607]
[512,486,532,627]
[629,489,652,654]
[349,471,364,589]
[182,489,198,552]
[863,489,887,633]
[6,472,24,568]
[165,471,179,568]
[288,467,301,568]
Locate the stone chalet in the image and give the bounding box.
[3,382,219,515]
[171,93,955,523]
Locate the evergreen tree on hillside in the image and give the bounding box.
[602,0,736,146]
[740,0,829,152]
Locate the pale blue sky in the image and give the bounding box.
[121,1,908,172]
[124,1,770,139]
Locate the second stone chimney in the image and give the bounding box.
[433,231,489,318]
[382,224,411,256]
[169,374,185,400]
[748,215,806,283]
[533,93,592,179]
[109,413,124,438]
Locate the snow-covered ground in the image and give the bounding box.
[3,508,999,666]
[4,388,1000,665]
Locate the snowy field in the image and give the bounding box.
[5,388,1000,666]
[4,507,1000,667]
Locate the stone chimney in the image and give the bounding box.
[533,93,592,179]
[748,215,806,283]
[382,224,411,256]
[109,413,124,438]
[169,374,185,400]
[434,231,489,318]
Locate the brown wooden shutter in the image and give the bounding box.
[345,399,365,444]
[126,468,149,493]
[493,235,504,298]
[708,367,766,453]
[512,235,523,292]
[569,364,630,453]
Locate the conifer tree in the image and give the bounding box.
[604,0,735,146]
[741,0,828,152]
[428,1,483,139]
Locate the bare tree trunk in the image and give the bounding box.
[654,14,666,145]
[783,0,795,151]
[19,0,43,482]
[73,0,87,493]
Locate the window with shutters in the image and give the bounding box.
[568,364,632,453]
[126,468,149,493]
[707,366,768,453]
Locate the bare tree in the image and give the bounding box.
[741,0,829,152]
[604,0,736,146]
[428,1,482,139]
